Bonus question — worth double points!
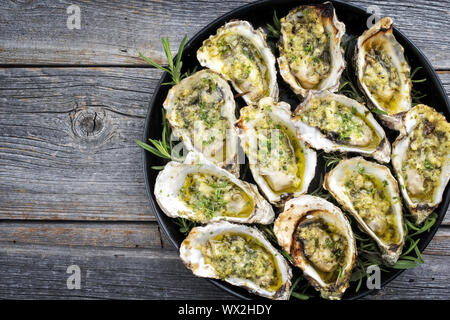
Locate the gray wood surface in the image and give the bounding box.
[0,0,449,300]
[0,0,448,69]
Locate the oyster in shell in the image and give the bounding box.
[278,2,345,97]
[180,221,292,300]
[163,69,239,176]
[274,195,357,300]
[324,157,405,264]
[235,97,317,206]
[354,17,412,131]
[154,152,274,224]
[197,20,278,105]
[392,104,450,224]
[292,90,391,163]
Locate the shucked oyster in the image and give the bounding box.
[197,20,278,105]
[180,221,292,300]
[163,69,239,176]
[292,90,391,163]
[355,17,412,131]
[392,104,450,224]
[274,195,357,300]
[236,97,317,206]
[154,152,274,224]
[324,157,405,264]
[278,2,346,97]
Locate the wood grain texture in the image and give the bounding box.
[0,67,162,221]
[0,0,448,69]
[0,241,448,300]
[0,221,163,249]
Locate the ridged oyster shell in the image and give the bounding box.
[197,20,278,105]
[235,97,317,206]
[274,195,357,300]
[354,17,412,131]
[291,90,391,163]
[180,221,292,300]
[324,157,405,264]
[392,104,450,224]
[163,69,239,176]
[278,2,345,97]
[154,152,274,224]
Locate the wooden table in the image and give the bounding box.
[0,0,449,300]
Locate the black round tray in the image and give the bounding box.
[143,0,450,300]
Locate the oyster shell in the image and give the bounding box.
[163,69,239,176]
[324,157,405,264]
[274,195,357,300]
[354,17,412,131]
[154,152,274,224]
[292,90,391,163]
[180,221,292,300]
[392,104,450,224]
[197,20,278,105]
[277,2,346,97]
[235,97,317,206]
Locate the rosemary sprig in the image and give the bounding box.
[174,217,198,235]
[410,66,428,105]
[322,152,343,169]
[136,109,175,170]
[266,11,281,39]
[139,35,189,85]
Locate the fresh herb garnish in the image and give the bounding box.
[266,11,281,39]
[139,35,189,85]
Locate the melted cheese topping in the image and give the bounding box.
[202,232,282,291]
[296,213,348,283]
[281,8,332,89]
[402,106,450,202]
[241,106,305,194]
[298,98,379,148]
[179,173,254,221]
[168,76,229,163]
[343,167,400,245]
[201,32,270,101]
[362,39,408,114]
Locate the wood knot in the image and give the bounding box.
[71,109,110,143]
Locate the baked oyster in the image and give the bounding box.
[163,69,239,176]
[236,97,317,206]
[291,90,391,163]
[197,20,278,105]
[354,17,412,131]
[180,221,292,300]
[274,195,357,300]
[324,157,405,264]
[278,2,346,97]
[392,104,450,224]
[154,152,274,224]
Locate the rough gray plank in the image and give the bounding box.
[0,244,233,300]
[0,67,162,221]
[0,242,448,300]
[0,0,448,69]
[0,221,163,249]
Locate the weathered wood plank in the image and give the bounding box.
[0,67,162,221]
[0,0,448,69]
[0,242,448,299]
[0,244,232,300]
[1,67,449,223]
[0,221,163,249]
